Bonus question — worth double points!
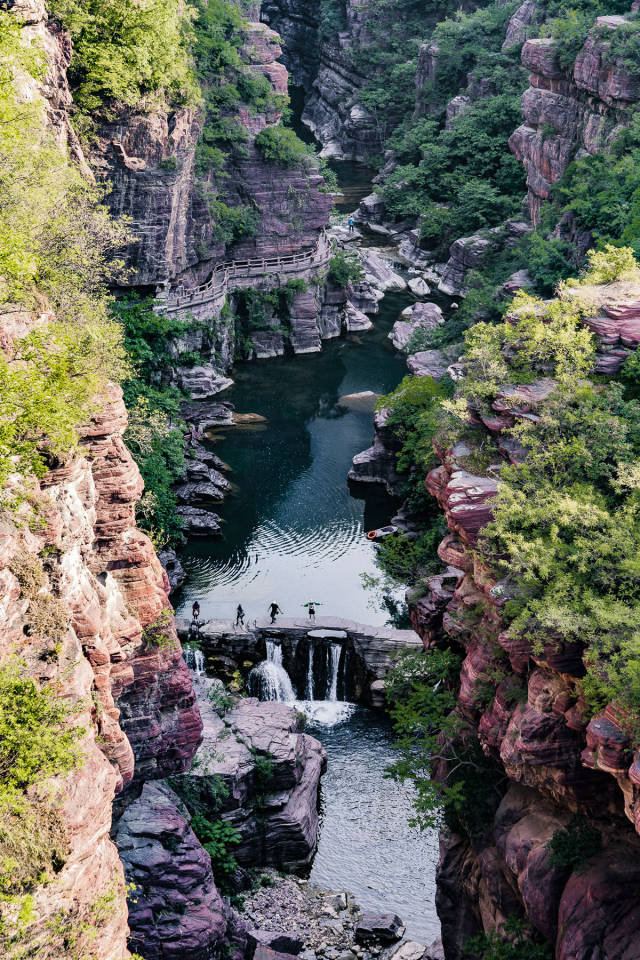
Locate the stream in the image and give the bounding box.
[177,159,441,943]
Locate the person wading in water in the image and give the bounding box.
[268,602,282,624]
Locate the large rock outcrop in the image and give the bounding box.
[410,283,640,959]
[115,782,230,960]
[510,17,640,223]
[172,680,327,872]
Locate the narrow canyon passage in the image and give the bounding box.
[177,160,442,937]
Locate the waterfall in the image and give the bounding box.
[306,641,315,699]
[185,646,205,676]
[326,643,342,701]
[248,640,296,702]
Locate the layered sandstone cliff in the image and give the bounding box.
[408,284,640,960]
[510,16,640,224]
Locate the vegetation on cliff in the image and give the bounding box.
[0,12,126,499]
[48,0,198,130]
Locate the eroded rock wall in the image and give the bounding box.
[510,17,640,224]
[0,316,202,959]
[410,286,640,960]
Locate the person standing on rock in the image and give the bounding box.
[235,604,245,628]
[303,601,322,622]
[348,216,355,233]
[192,600,200,622]
[269,602,282,624]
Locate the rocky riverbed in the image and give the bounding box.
[242,872,444,960]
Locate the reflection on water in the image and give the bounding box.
[175,289,413,625]
[309,707,440,943]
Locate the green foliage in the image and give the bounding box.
[545,815,602,871]
[319,0,347,38]
[251,750,275,800]
[142,609,178,651]
[466,916,553,960]
[385,649,504,836]
[383,89,526,254]
[378,374,454,515]
[112,295,190,547]
[48,0,198,124]
[446,253,640,734]
[209,683,234,715]
[0,658,83,900]
[0,660,83,792]
[376,525,445,586]
[327,251,363,287]
[190,813,241,891]
[540,0,630,72]
[255,125,309,165]
[0,12,126,498]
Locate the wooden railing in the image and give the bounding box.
[155,232,331,313]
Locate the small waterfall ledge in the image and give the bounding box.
[177,615,423,708]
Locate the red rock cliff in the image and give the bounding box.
[411,287,640,960]
[510,16,640,224]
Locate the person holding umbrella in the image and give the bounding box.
[302,600,322,623]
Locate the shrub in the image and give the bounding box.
[141,609,178,651]
[255,126,309,165]
[327,251,364,287]
[466,916,553,960]
[0,658,83,900]
[189,813,241,891]
[546,815,602,871]
[0,13,127,495]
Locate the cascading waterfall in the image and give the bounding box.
[326,644,341,702]
[185,646,205,676]
[248,639,296,702]
[306,640,315,699]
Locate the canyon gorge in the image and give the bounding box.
[2,0,640,959]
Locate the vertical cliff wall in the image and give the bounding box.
[0,4,204,955]
[409,280,640,959]
[510,16,640,224]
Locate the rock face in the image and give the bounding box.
[412,285,640,959]
[172,681,327,872]
[349,408,404,495]
[115,782,228,960]
[510,20,640,223]
[95,7,334,373]
[0,335,201,960]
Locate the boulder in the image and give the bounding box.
[337,390,379,412]
[354,913,405,944]
[248,930,304,956]
[361,250,407,292]
[408,276,431,297]
[114,782,228,960]
[391,942,427,960]
[391,302,444,352]
[174,477,230,504]
[407,345,461,379]
[344,300,373,331]
[178,364,233,400]
[177,506,222,536]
